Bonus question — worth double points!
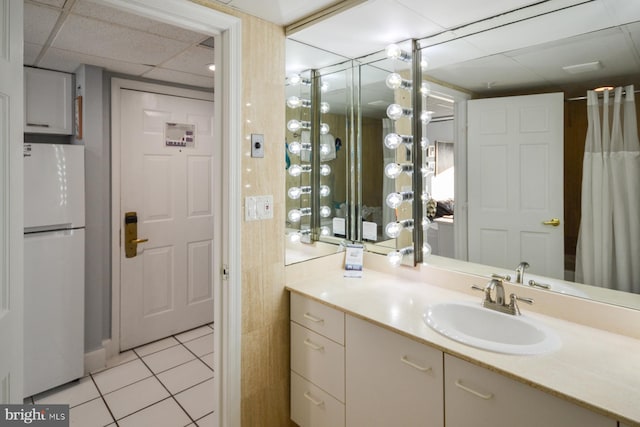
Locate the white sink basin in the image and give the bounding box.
[424,302,561,355]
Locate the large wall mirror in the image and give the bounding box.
[284,1,640,312]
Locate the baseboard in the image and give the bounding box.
[83,339,111,374]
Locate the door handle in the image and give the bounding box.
[124,212,148,258]
[542,218,560,226]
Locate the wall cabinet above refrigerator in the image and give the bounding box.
[24,67,73,135]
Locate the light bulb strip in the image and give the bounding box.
[411,39,424,265]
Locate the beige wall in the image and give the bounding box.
[192,2,288,425]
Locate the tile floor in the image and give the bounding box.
[25,324,215,427]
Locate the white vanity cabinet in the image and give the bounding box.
[290,293,346,427]
[24,67,73,134]
[444,354,616,427]
[345,315,444,427]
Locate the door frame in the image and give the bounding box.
[104,1,242,426]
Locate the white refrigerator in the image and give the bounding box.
[23,143,85,397]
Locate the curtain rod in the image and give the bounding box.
[566,88,640,102]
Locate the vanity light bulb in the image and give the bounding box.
[288,209,302,223]
[420,82,431,96]
[387,250,404,267]
[286,96,302,109]
[320,81,330,92]
[288,141,302,155]
[385,44,411,62]
[422,216,432,229]
[320,226,331,236]
[421,137,430,150]
[289,232,301,243]
[420,110,433,124]
[420,57,429,70]
[384,133,410,149]
[320,185,331,197]
[387,104,411,121]
[385,73,404,90]
[386,192,404,209]
[288,164,303,177]
[320,102,330,114]
[422,242,433,257]
[320,206,332,218]
[288,74,302,85]
[385,163,404,179]
[320,123,330,135]
[320,143,331,156]
[385,222,403,238]
[320,164,331,176]
[288,187,302,200]
[287,119,302,132]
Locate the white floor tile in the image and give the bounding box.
[142,344,196,374]
[157,359,213,395]
[117,397,191,427]
[201,352,214,371]
[174,378,216,421]
[175,326,213,344]
[69,397,114,427]
[196,411,215,427]
[134,337,180,357]
[103,376,170,420]
[92,359,152,395]
[183,334,214,357]
[102,350,138,370]
[35,376,99,408]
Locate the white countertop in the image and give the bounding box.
[286,259,640,426]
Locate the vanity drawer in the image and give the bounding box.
[291,292,345,344]
[291,371,345,427]
[291,321,345,402]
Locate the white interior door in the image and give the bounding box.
[467,92,564,279]
[120,88,216,350]
[0,0,24,402]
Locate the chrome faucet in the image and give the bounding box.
[472,278,534,315]
[515,262,530,284]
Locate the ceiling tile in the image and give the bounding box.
[161,46,215,77]
[422,38,486,70]
[142,68,215,89]
[51,14,191,66]
[285,39,350,75]
[24,2,61,45]
[37,46,155,75]
[291,0,444,59]
[600,0,640,26]
[24,43,43,66]
[28,0,66,8]
[71,0,208,44]
[228,0,338,25]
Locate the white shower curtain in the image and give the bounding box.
[382,118,396,230]
[576,85,640,293]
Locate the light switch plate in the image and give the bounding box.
[251,134,264,158]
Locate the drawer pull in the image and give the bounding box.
[303,312,324,323]
[303,391,324,406]
[26,123,50,128]
[400,356,432,372]
[455,380,494,400]
[303,338,324,351]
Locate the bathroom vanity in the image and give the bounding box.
[286,253,640,427]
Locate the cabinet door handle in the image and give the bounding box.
[26,123,50,127]
[455,379,494,400]
[303,312,324,323]
[303,391,324,406]
[400,355,432,372]
[303,338,324,351]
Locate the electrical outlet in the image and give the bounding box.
[251,134,264,158]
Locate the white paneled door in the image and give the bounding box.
[120,88,216,350]
[467,93,564,279]
[0,0,23,402]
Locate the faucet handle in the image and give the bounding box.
[491,273,512,282]
[508,293,533,315]
[528,279,551,290]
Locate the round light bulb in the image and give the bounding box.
[384,133,403,149]
[320,185,331,197]
[287,119,302,132]
[422,217,432,229]
[422,242,433,257]
[320,81,329,92]
[288,209,302,223]
[320,102,330,114]
[387,250,404,266]
[387,104,410,120]
[320,226,330,236]
[288,187,302,199]
[385,222,403,238]
[420,57,429,70]
[320,123,330,135]
[385,73,403,90]
[320,164,331,176]
[288,141,301,155]
[386,192,404,209]
[385,44,402,60]
[420,82,431,96]
[320,144,331,156]
[385,163,403,179]
[289,232,301,243]
[421,137,430,149]
[286,96,302,109]
[288,164,302,177]
[320,206,331,218]
[420,110,433,124]
[288,74,301,85]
